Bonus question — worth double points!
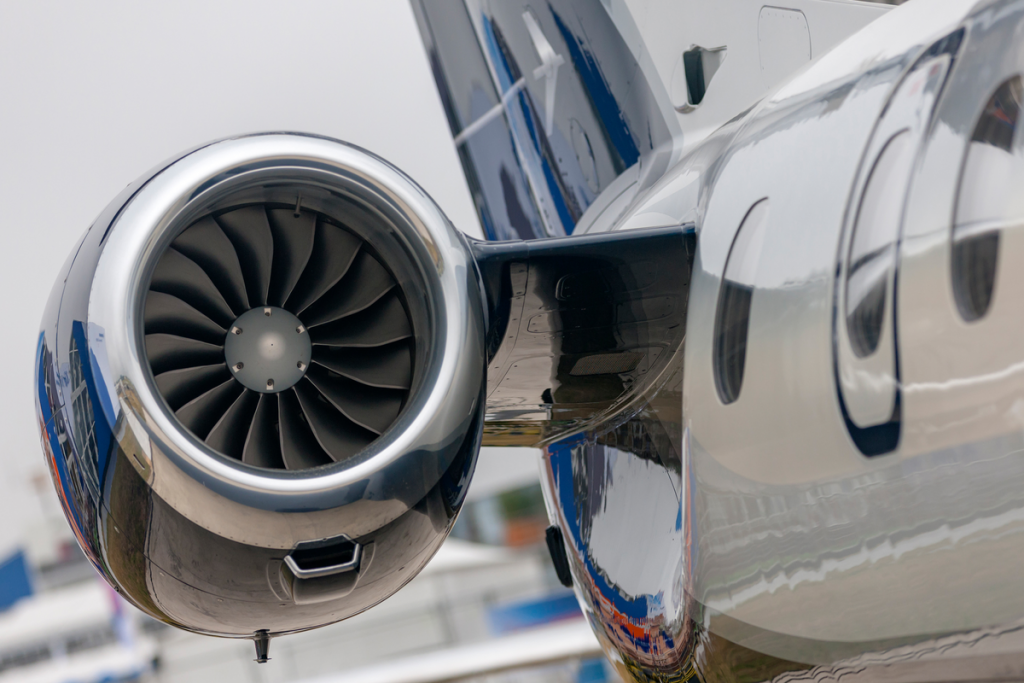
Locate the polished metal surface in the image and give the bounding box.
[35,133,486,637]
[410,0,675,239]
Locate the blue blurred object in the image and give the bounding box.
[577,657,609,683]
[0,549,33,611]
[95,672,145,683]
[487,591,581,635]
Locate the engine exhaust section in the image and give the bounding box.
[35,134,486,647]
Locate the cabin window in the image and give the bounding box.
[952,76,1022,321]
[714,200,769,404]
[845,130,912,357]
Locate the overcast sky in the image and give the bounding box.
[0,0,485,556]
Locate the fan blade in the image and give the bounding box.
[216,206,274,307]
[172,217,250,314]
[146,334,224,375]
[303,251,395,327]
[155,363,231,410]
[205,389,260,459]
[243,394,284,469]
[285,221,361,314]
[278,389,332,470]
[311,293,411,348]
[294,380,376,461]
[312,343,412,390]
[266,208,316,307]
[144,291,226,345]
[175,378,244,439]
[150,248,236,326]
[304,365,403,435]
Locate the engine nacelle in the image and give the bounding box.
[35,133,486,639]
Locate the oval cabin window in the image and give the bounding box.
[714,199,769,405]
[845,130,913,358]
[952,76,1022,321]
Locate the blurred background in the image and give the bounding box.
[0,2,608,681]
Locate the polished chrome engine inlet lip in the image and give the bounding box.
[88,133,484,509]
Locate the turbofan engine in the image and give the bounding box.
[34,133,486,646]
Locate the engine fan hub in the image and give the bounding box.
[224,306,311,393]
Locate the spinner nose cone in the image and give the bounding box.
[224,307,311,393]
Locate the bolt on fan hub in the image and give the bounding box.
[224,307,311,393]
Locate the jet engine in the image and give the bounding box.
[34,133,486,645]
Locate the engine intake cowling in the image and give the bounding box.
[35,133,486,638]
